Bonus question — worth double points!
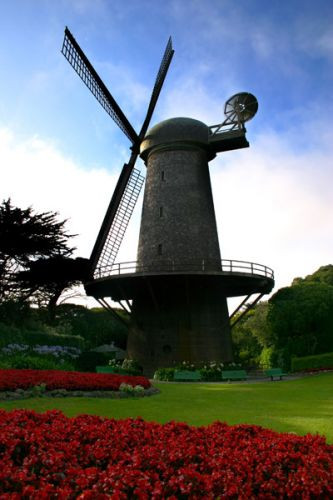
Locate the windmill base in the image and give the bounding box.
[85,269,274,377]
[127,280,233,377]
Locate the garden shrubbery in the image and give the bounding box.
[291,351,333,372]
[107,359,142,376]
[75,351,110,372]
[153,367,176,381]
[153,361,242,381]
[0,343,80,371]
[0,409,332,498]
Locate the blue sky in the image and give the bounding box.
[1,0,332,306]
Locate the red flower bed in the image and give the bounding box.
[0,369,150,392]
[0,410,332,498]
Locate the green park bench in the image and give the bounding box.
[264,368,287,380]
[96,366,118,374]
[173,370,202,382]
[96,365,134,375]
[221,370,248,381]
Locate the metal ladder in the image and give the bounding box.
[94,168,145,278]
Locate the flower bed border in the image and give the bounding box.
[0,386,159,401]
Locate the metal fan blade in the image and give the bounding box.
[139,36,174,139]
[89,151,145,277]
[61,27,138,145]
[89,153,136,273]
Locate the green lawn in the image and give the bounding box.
[1,373,333,443]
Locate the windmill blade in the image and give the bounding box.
[139,37,174,139]
[65,32,174,278]
[89,152,145,278]
[61,27,138,145]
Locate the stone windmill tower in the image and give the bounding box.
[62,29,274,374]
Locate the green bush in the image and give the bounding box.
[0,353,75,371]
[0,322,23,348]
[258,346,291,371]
[198,364,218,381]
[75,351,111,372]
[23,330,84,349]
[0,321,84,349]
[153,361,244,382]
[259,347,274,369]
[153,368,175,381]
[291,352,333,372]
[108,359,142,376]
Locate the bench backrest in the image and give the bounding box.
[96,366,116,373]
[174,370,201,380]
[221,370,247,378]
[265,368,283,375]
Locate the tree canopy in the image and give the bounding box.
[268,281,333,358]
[231,265,333,369]
[0,198,83,308]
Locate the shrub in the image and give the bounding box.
[258,347,274,369]
[108,358,142,376]
[121,358,142,375]
[0,321,84,349]
[154,362,244,382]
[118,382,144,395]
[31,383,47,397]
[1,343,81,358]
[199,361,226,381]
[0,344,80,371]
[153,367,175,381]
[75,351,110,372]
[0,322,23,348]
[291,351,333,372]
[0,353,75,371]
[24,330,84,349]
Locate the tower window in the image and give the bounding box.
[159,206,163,217]
[158,244,162,255]
[161,170,165,181]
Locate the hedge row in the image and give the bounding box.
[0,322,84,349]
[291,351,333,372]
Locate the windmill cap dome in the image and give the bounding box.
[140,117,210,159]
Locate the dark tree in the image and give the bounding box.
[16,256,90,318]
[0,198,76,305]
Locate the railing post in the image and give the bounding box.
[251,262,253,274]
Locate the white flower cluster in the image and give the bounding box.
[1,344,81,359]
[119,383,145,395]
[108,358,121,367]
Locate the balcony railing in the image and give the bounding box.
[93,259,274,281]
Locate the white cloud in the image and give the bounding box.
[212,129,333,297]
[0,126,145,306]
[0,127,142,261]
[1,111,332,310]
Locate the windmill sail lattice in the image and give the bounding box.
[93,168,144,279]
[61,28,173,280]
[139,37,174,139]
[61,27,138,144]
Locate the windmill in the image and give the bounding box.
[62,28,274,375]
